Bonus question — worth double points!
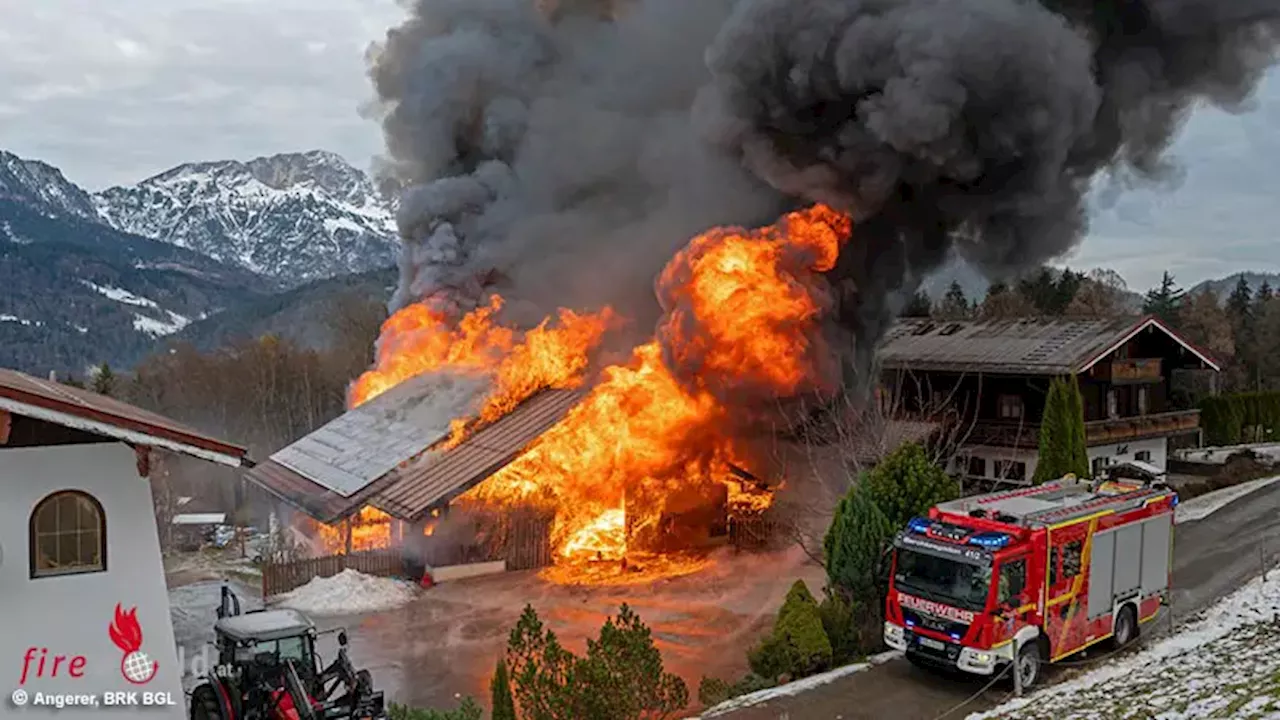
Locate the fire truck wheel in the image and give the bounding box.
[1014,642,1041,689]
[1113,604,1138,648]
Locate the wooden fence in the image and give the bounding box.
[729,514,781,551]
[262,548,407,597]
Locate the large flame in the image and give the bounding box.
[307,506,395,555]
[345,204,850,580]
[460,205,850,568]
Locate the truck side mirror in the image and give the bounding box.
[338,631,348,648]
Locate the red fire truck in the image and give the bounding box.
[882,473,1176,688]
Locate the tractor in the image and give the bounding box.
[188,585,388,720]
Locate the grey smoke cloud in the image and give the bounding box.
[698,0,1280,385]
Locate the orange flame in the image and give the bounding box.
[459,205,850,568]
[305,506,395,555]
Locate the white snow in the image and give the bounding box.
[1176,475,1280,524]
[1174,443,1280,465]
[693,652,901,718]
[81,280,160,308]
[275,569,418,616]
[968,563,1280,720]
[0,314,42,326]
[133,311,191,336]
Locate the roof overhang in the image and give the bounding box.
[1076,316,1222,374]
[0,396,245,467]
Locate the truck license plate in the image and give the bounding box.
[918,637,945,651]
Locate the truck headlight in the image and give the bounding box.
[884,622,904,646]
[974,653,992,663]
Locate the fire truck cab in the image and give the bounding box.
[883,473,1176,688]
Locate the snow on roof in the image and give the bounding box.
[171,513,227,525]
[216,609,315,642]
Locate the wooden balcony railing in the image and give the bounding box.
[964,409,1201,448]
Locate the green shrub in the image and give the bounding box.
[1201,391,1280,445]
[505,603,688,720]
[1033,375,1091,483]
[491,658,517,720]
[817,593,858,665]
[697,676,731,707]
[388,699,483,720]
[748,580,832,681]
[859,442,959,530]
[824,485,894,602]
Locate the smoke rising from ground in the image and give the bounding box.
[698,0,1280,386]
[368,0,1280,396]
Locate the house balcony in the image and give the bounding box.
[963,409,1202,448]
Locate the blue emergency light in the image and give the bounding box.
[907,517,932,534]
[966,532,1012,549]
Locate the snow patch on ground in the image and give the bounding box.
[693,651,902,718]
[133,311,191,336]
[968,563,1280,719]
[1176,475,1280,524]
[275,569,418,616]
[0,314,42,326]
[81,280,160,308]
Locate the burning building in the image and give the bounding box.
[248,0,1280,584]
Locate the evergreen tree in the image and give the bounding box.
[1259,280,1274,305]
[859,442,960,530]
[901,289,932,318]
[1033,376,1091,483]
[937,281,972,320]
[1227,275,1255,324]
[824,485,895,602]
[1143,271,1185,324]
[91,362,116,397]
[491,659,517,720]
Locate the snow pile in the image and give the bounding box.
[969,564,1280,719]
[276,569,418,616]
[1176,475,1280,524]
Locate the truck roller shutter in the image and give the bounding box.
[1088,530,1116,620]
[1140,513,1172,595]
[1114,523,1144,599]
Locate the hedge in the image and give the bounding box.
[1199,391,1280,445]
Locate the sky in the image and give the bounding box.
[2,0,1277,293]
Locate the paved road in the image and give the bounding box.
[713,481,1280,720]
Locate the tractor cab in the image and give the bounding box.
[213,608,321,688]
[190,586,387,720]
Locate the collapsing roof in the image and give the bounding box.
[878,315,1221,376]
[243,370,584,524]
[0,367,246,466]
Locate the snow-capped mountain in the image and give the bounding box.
[94,150,398,286]
[0,148,275,375]
[0,150,99,219]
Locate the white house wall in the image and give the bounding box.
[0,443,183,719]
[958,437,1169,485]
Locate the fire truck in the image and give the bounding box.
[882,472,1176,689]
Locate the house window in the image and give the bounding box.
[967,455,988,478]
[998,394,1024,420]
[1138,386,1149,415]
[1107,390,1119,419]
[997,460,1027,482]
[30,491,106,578]
[1135,450,1152,463]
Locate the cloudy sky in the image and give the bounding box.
[2,0,1277,293]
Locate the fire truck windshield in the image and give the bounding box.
[894,547,992,611]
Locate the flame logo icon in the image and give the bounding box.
[108,604,158,685]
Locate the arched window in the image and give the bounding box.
[29,490,106,578]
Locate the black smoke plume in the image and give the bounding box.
[698,0,1280,387]
[366,0,1280,398]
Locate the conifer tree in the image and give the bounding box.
[491,659,517,720]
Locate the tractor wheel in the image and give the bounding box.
[1112,604,1139,649]
[189,684,227,720]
